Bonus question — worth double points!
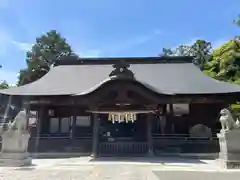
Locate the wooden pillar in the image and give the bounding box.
[147,113,154,156]
[91,113,99,157]
[35,105,44,152]
[169,104,175,134]
[70,107,77,139]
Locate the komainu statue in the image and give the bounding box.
[7,110,28,132]
[0,110,28,135]
[219,108,240,132]
[0,109,32,166]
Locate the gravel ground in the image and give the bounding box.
[0,157,240,180]
[0,165,156,180]
[153,171,240,180]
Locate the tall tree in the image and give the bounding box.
[161,39,212,69]
[203,38,240,84]
[203,16,240,84]
[18,30,78,86]
[191,40,212,69]
[161,45,191,56]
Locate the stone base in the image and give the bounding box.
[218,159,240,169]
[0,130,32,167]
[0,152,32,167]
[217,129,240,169]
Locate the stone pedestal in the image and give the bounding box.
[217,129,240,169]
[0,131,32,166]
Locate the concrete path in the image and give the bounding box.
[0,157,240,179]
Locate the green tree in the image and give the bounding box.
[161,39,212,69]
[191,40,212,68]
[203,38,240,84]
[0,65,9,89]
[18,30,78,86]
[161,45,191,56]
[0,80,9,89]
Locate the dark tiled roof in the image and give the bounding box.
[0,56,240,96]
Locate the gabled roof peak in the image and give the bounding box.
[109,63,135,79]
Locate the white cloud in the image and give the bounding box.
[0,0,8,9]
[0,29,100,58]
[11,41,32,52]
[102,30,162,54]
[0,29,12,55]
[73,30,162,57]
[0,28,32,56]
[78,49,102,57]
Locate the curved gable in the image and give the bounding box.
[0,57,239,96]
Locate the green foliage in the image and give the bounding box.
[162,45,191,56]
[0,80,9,89]
[17,30,78,86]
[232,104,240,109]
[161,40,212,69]
[203,38,240,84]
[231,104,240,114]
[191,40,212,68]
[162,35,240,85]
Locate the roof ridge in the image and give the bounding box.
[54,56,194,66]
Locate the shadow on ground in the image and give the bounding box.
[32,154,89,159]
[90,157,207,165]
[13,164,37,171]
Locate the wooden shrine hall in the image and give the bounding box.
[0,56,240,156]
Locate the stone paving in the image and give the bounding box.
[0,165,155,180]
[0,157,240,179]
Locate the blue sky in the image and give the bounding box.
[0,0,240,84]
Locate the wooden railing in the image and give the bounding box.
[28,135,92,153]
[99,141,148,156]
[97,134,219,156]
[34,133,92,138]
[153,134,219,154]
[0,132,217,155]
[28,133,220,154]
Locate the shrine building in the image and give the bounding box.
[0,56,240,156]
